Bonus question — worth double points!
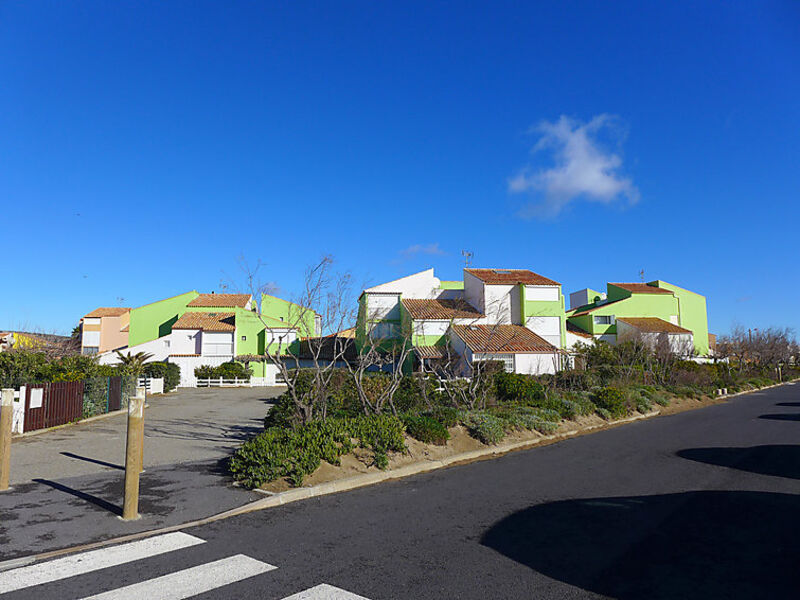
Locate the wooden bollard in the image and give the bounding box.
[122,387,146,520]
[0,388,13,491]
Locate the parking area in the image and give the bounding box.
[9,386,284,485]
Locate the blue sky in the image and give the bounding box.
[2,1,798,336]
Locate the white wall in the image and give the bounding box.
[264,328,296,350]
[413,320,450,337]
[366,293,402,320]
[525,285,559,302]
[98,335,172,364]
[512,352,559,375]
[463,271,485,315]
[201,331,234,356]
[364,268,441,298]
[484,284,515,325]
[82,330,101,347]
[565,330,594,350]
[525,316,561,348]
[171,329,201,355]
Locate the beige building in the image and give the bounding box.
[81,307,130,355]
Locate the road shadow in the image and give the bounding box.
[32,478,122,517]
[481,491,800,599]
[61,452,125,471]
[776,402,800,407]
[758,414,800,422]
[676,445,800,480]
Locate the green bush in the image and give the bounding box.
[195,361,252,381]
[593,386,628,419]
[493,406,560,435]
[230,414,406,488]
[652,392,670,407]
[494,372,545,404]
[426,406,460,428]
[462,411,507,445]
[143,361,180,392]
[402,414,450,445]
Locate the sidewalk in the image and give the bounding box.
[0,386,283,560]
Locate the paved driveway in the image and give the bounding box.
[0,387,284,559]
[9,386,284,484]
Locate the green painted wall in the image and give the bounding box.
[521,285,567,348]
[652,280,710,354]
[260,294,317,337]
[128,291,198,347]
[567,294,679,337]
[439,281,464,290]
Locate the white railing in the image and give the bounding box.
[136,377,164,394]
[196,377,252,388]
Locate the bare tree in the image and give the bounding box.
[241,256,357,425]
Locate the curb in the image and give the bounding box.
[2,379,795,569]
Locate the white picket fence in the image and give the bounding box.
[136,377,164,394]
[196,377,253,388]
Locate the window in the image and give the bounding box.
[82,347,99,355]
[475,353,514,372]
[164,340,170,347]
[241,335,247,341]
[594,315,614,325]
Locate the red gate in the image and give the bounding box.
[24,381,85,432]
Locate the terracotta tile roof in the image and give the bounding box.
[187,293,251,308]
[401,298,483,320]
[609,283,673,295]
[169,353,201,357]
[415,346,451,359]
[616,317,692,334]
[172,312,235,332]
[84,307,131,318]
[566,322,593,338]
[451,324,558,353]
[568,298,625,316]
[465,269,560,286]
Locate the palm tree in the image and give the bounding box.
[115,350,154,377]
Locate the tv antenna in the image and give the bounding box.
[639,269,645,282]
[461,250,473,268]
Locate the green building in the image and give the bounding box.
[566,281,710,355]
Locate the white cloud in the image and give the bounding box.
[509,114,639,218]
[400,243,446,257]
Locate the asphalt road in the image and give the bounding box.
[2,383,799,599]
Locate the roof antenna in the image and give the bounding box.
[639,269,645,283]
[461,250,473,268]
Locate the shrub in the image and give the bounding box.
[652,392,670,407]
[194,361,251,381]
[402,414,450,445]
[426,406,460,428]
[230,414,406,488]
[593,386,628,419]
[635,396,653,414]
[563,391,597,417]
[494,372,545,404]
[143,361,180,392]
[596,407,612,420]
[494,406,560,435]
[462,411,506,445]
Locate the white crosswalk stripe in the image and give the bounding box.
[78,554,277,600]
[0,532,205,595]
[281,584,373,599]
[0,531,372,600]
